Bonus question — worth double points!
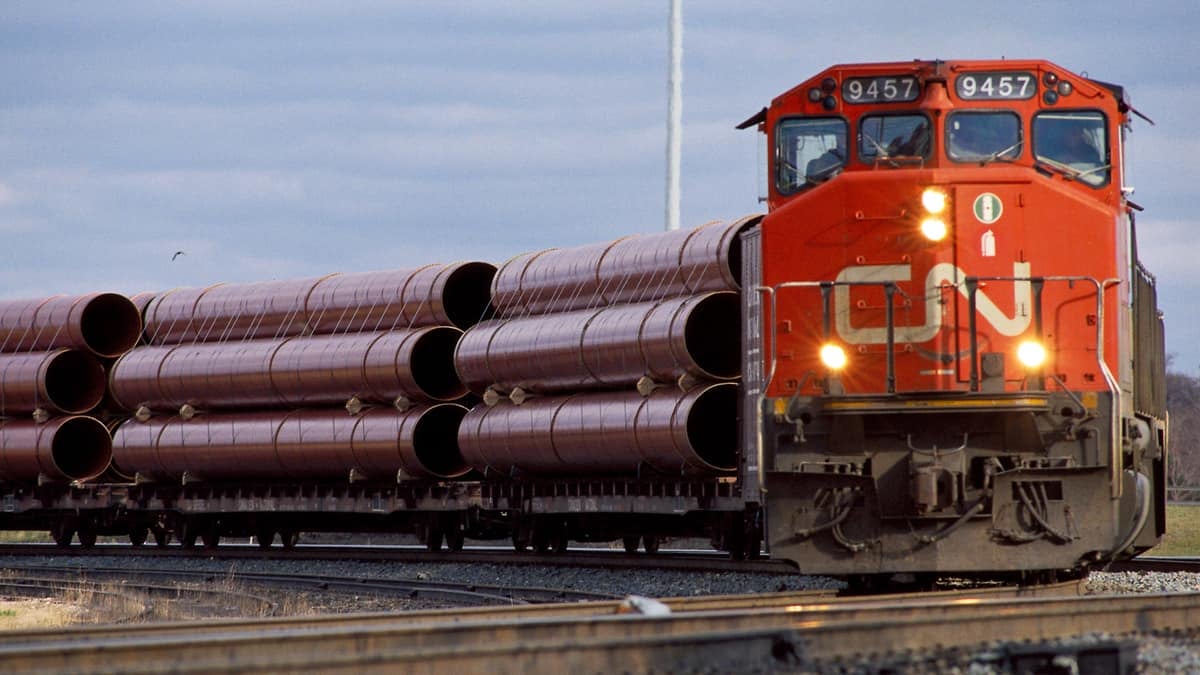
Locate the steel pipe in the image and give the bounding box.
[0,349,106,415]
[457,383,737,476]
[0,416,112,483]
[108,327,465,412]
[306,261,496,333]
[491,216,759,317]
[455,292,740,395]
[142,262,495,345]
[111,405,469,482]
[0,293,141,358]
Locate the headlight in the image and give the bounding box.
[920,218,948,241]
[819,343,848,370]
[921,188,947,214]
[1016,340,1047,368]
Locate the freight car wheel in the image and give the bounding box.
[642,535,661,554]
[511,532,529,552]
[445,527,465,552]
[623,536,640,553]
[128,526,148,547]
[256,530,275,549]
[531,529,550,554]
[179,523,199,549]
[424,527,444,552]
[279,531,300,550]
[200,530,220,549]
[77,526,97,549]
[50,523,75,549]
[152,528,170,548]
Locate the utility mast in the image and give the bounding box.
[665,0,682,231]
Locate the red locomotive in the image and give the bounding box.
[0,59,1165,580]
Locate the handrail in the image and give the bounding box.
[754,274,1123,496]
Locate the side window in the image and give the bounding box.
[859,114,930,162]
[1033,111,1109,187]
[776,118,847,194]
[947,112,1022,163]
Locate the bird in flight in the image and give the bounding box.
[172,251,185,261]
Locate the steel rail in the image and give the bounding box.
[0,580,1134,673]
[0,542,792,575]
[0,580,1074,654]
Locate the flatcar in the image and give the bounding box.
[0,59,1165,580]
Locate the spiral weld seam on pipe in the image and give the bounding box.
[108,326,467,413]
[0,349,107,415]
[111,405,469,482]
[489,216,759,319]
[457,383,737,477]
[0,415,113,483]
[0,293,142,358]
[140,261,496,346]
[454,292,740,396]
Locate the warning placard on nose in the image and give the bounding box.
[973,193,1003,224]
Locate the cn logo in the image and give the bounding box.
[833,262,1031,345]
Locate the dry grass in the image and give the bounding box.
[0,599,83,629]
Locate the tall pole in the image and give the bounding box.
[665,0,682,231]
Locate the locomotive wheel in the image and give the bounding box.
[279,531,300,550]
[77,526,97,549]
[50,523,75,548]
[642,535,660,555]
[128,526,148,547]
[152,527,170,548]
[256,530,275,549]
[622,536,640,553]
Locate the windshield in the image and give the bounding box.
[947,112,1022,163]
[859,114,930,162]
[776,118,847,193]
[1033,111,1109,186]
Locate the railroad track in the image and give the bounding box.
[1106,555,1200,574]
[0,580,1085,673]
[0,542,790,575]
[0,563,622,608]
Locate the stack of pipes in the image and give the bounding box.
[455,215,761,477]
[108,262,496,483]
[0,293,141,482]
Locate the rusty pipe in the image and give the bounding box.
[0,416,113,483]
[0,349,106,415]
[455,292,740,395]
[0,293,142,358]
[111,405,469,482]
[490,216,759,317]
[457,383,737,476]
[109,327,465,412]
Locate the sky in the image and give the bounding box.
[2,2,1198,370]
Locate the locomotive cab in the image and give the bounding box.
[742,59,1167,576]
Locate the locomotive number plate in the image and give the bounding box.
[843,76,920,103]
[955,71,1036,100]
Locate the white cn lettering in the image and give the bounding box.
[834,262,1031,345]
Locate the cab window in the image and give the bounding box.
[1033,111,1109,187]
[776,118,847,193]
[859,114,930,162]
[947,111,1022,163]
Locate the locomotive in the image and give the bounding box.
[0,59,1165,579]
